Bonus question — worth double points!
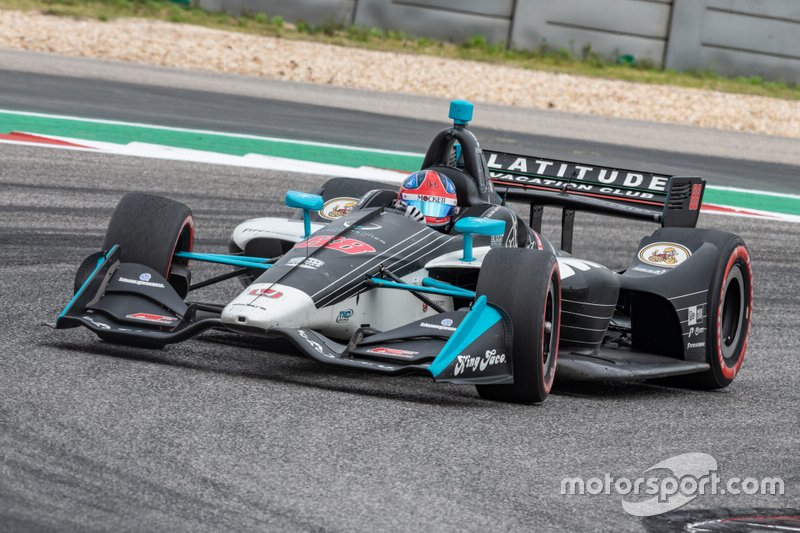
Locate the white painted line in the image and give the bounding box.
[705,184,800,200]
[0,133,408,182]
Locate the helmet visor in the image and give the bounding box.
[403,197,457,220]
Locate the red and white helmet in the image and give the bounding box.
[398,170,459,229]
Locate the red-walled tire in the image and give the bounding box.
[475,248,561,404]
[683,237,752,389]
[101,193,194,297]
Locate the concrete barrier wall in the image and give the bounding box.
[666,0,800,83]
[511,0,673,67]
[354,0,514,44]
[197,0,800,82]
[197,0,357,26]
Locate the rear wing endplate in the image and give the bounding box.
[486,150,706,232]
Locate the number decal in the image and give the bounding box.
[297,235,376,255]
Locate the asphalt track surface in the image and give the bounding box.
[0,65,799,531]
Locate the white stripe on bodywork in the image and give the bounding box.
[317,233,457,307]
[310,226,430,299]
[314,231,452,306]
[557,257,606,279]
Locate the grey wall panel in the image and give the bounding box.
[706,0,800,21]
[664,0,705,71]
[542,0,672,38]
[197,0,356,26]
[666,0,800,82]
[354,0,513,44]
[390,0,514,18]
[511,0,672,66]
[701,47,800,83]
[702,9,800,59]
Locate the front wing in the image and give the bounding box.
[56,247,514,385]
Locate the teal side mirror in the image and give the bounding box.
[286,191,324,238]
[449,99,474,126]
[454,217,506,262]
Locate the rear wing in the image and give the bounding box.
[486,150,705,246]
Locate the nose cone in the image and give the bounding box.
[221,283,327,332]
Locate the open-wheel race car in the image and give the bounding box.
[56,100,753,403]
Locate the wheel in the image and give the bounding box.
[474,248,561,404]
[686,236,752,389]
[100,192,194,297]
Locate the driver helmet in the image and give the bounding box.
[398,170,459,229]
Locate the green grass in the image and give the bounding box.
[3,0,799,101]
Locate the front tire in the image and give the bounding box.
[474,248,561,404]
[101,192,194,296]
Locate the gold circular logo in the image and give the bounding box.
[319,197,357,220]
[638,242,692,268]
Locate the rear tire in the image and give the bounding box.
[686,236,752,389]
[475,248,561,404]
[101,193,194,296]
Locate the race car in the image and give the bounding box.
[55,100,752,404]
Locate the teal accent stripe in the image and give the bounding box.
[428,295,502,377]
[57,244,118,319]
[174,251,273,270]
[369,277,476,299]
[421,277,477,298]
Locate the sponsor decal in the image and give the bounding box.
[688,304,705,326]
[630,265,667,276]
[441,318,454,327]
[336,309,354,323]
[248,287,283,298]
[342,221,382,231]
[296,235,376,255]
[688,326,706,338]
[453,349,507,376]
[401,193,458,205]
[420,321,456,332]
[229,302,267,311]
[285,256,325,269]
[558,257,605,279]
[687,341,706,350]
[125,312,178,324]
[421,299,446,313]
[366,347,418,358]
[297,329,335,358]
[82,315,110,329]
[139,273,152,282]
[240,227,304,240]
[638,242,691,268]
[118,276,165,288]
[486,152,670,197]
[319,197,358,220]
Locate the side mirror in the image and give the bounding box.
[286,191,324,238]
[454,217,506,262]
